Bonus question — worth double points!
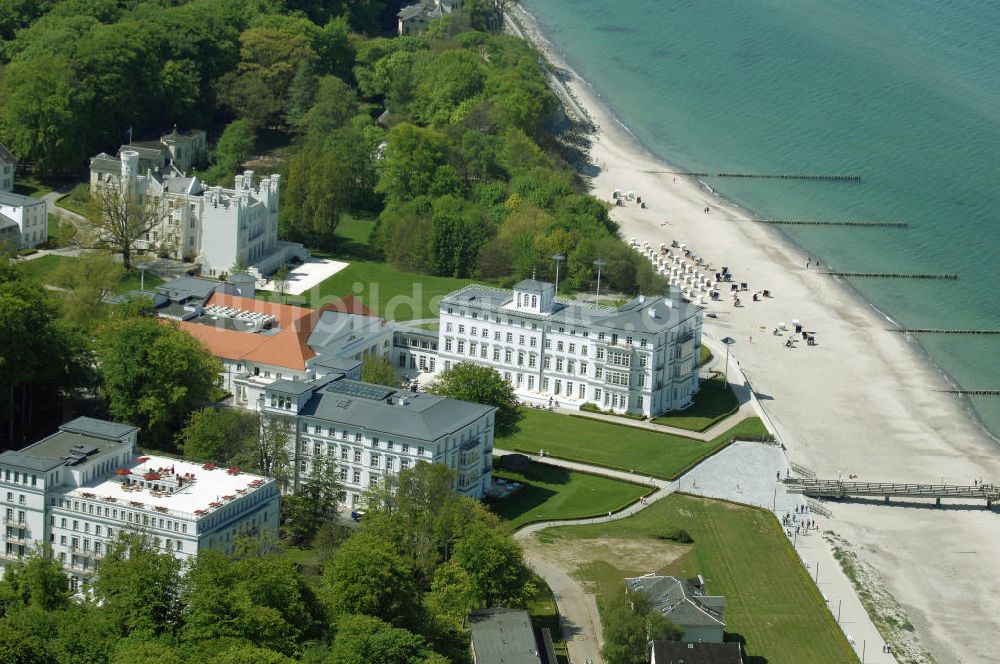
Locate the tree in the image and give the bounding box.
[283,146,349,250]
[212,119,257,177]
[0,547,70,615]
[361,355,398,387]
[375,124,449,202]
[96,317,222,446]
[283,455,344,546]
[91,534,183,637]
[429,363,521,437]
[178,407,259,463]
[467,0,515,36]
[0,619,46,664]
[601,587,681,664]
[323,532,423,630]
[0,54,92,175]
[50,252,122,329]
[88,178,174,271]
[327,614,441,664]
[451,519,535,607]
[300,75,358,139]
[272,265,290,303]
[0,263,93,446]
[242,415,292,490]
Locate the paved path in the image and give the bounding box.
[43,190,88,228]
[679,444,895,663]
[499,451,677,664]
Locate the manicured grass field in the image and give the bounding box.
[699,344,713,366]
[13,177,54,198]
[538,494,858,664]
[503,410,767,480]
[651,375,739,432]
[489,460,648,528]
[332,213,376,258]
[21,254,163,293]
[278,258,477,322]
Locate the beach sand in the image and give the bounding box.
[511,7,1000,663]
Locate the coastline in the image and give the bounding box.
[511,5,1000,664]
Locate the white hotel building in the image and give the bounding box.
[260,374,495,505]
[0,417,279,590]
[438,279,704,418]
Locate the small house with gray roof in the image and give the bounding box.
[260,372,495,504]
[0,191,47,250]
[397,0,462,35]
[469,608,545,664]
[625,574,727,644]
[438,278,703,417]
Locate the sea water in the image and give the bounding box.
[522,0,1000,438]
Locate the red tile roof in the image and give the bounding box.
[178,293,378,371]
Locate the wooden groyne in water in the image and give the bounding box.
[823,271,958,280]
[888,328,1000,335]
[715,172,861,181]
[755,219,908,228]
[646,170,862,181]
[936,389,1000,396]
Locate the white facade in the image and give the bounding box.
[260,375,495,504]
[0,192,47,250]
[438,280,703,418]
[91,150,306,279]
[0,417,279,589]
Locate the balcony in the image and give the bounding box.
[3,518,26,527]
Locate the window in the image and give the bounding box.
[402,443,409,453]
[556,358,563,372]
[480,346,488,359]
[580,362,588,375]
[457,341,465,354]
[493,348,501,361]
[417,446,425,456]
[626,336,633,346]
[354,450,362,463]
[340,468,348,480]
[372,437,379,448]
[517,352,524,366]
[445,322,453,332]
[519,335,525,345]
[370,454,380,468]
[445,339,453,352]
[529,355,537,368]
[458,325,465,334]
[579,383,586,398]
[543,357,551,370]
[569,343,575,353]
[640,355,648,367]
[506,333,513,343]
[341,448,348,461]
[530,337,537,347]
[504,349,512,363]
[596,348,605,361]
[352,470,361,484]
[557,341,564,352]
[471,326,477,336]
[640,339,648,348]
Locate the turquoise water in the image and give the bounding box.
[523,0,1000,437]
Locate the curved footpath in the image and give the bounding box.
[500,452,675,664]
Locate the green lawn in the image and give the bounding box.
[489,460,649,528]
[651,375,739,432]
[503,410,767,480]
[699,344,713,366]
[537,494,858,664]
[21,254,163,293]
[13,177,54,198]
[272,258,477,322]
[332,213,376,259]
[526,581,569,664]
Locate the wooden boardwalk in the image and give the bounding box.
[783,478,1000,507]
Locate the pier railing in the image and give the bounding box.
[783,478,1000,507]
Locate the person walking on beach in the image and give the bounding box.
[806,257,812,269]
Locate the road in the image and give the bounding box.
[498,450,677,664]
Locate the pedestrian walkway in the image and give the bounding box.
[501,450,678,664]
[679,443,895,664]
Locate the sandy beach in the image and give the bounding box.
[511,7,1000,663]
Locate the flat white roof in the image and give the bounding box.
[259,258,349,296]
[66,454,273,521]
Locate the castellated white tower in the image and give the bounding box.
[120,150,140,183]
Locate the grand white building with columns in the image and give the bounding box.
[437,279,704,417]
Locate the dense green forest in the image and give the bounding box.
[0,0,663,293]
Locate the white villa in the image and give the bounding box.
[0,142,15,192]
[438,279,704,418]
[0,191,47,251]
[0,417,279,590]
[90,143,306,280]
[397,0,462,35]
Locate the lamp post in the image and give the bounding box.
[552,253,565,296]
[137,262,151,291]
[721,336,736,385]
[593,258,607,304]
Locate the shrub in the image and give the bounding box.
[652,528,694,544]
